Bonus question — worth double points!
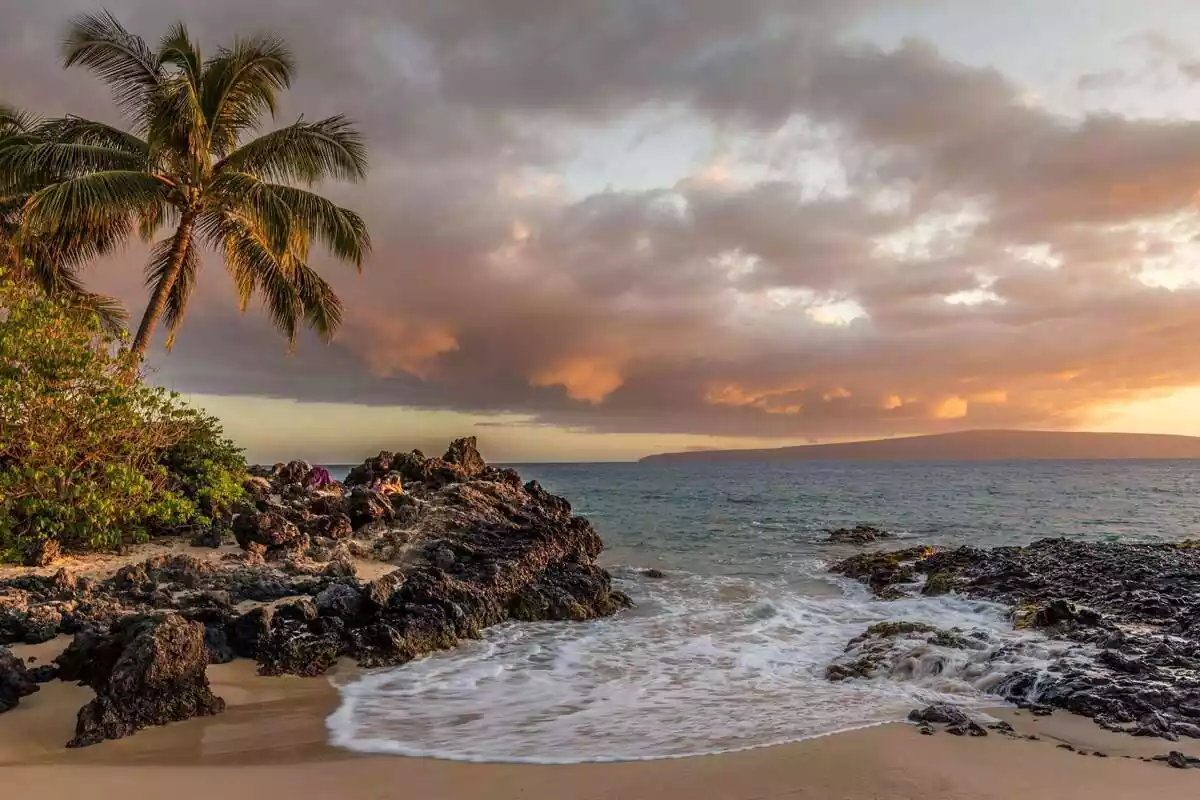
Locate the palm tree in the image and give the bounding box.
[1,104,129,333]
[3,11,370,358]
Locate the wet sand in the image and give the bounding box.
[3,638,1198,800]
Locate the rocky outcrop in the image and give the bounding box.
[829,538,1200,743]
[0,645,39,712]
[343,440,490,492]
[229,445,630,674]
[0,551,348,650]
[1159,750,1200,769]
[233,511,303,553]
[830,546,935,598]
[250,473,630,674]
[908,703,988,736]
[824,620,988,682]
[345,487,394,529]
[443,436,486,478]
[0,439,629,746]
[826,525,893,545]
[23,538,60,568]
[60,614,225,747]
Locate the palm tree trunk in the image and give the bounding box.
[131,211,196,360]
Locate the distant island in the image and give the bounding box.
[640,430,1200,463]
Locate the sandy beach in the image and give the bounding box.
[2,639,1196,800]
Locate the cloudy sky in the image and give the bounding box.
[7,1,1200,462]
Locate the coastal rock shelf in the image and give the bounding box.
[0,438,631,745]
[829,538,1200,743]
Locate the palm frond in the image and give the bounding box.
[146,71,210,167]
[199,211,256,311]
[0,141,145,187]
[152,25,207,164]
[42,265,130,335]
[0,104,42,136]
[201,35,294,156]
[8,246,130,335]
[22,170,171,236]
[0,195,22,266]
[72,292,131,336]
[144,232,199,348]
[0,107,44,193]
[212,173,369,267]
[208,212,341,345]
[158,22,202,88]
[267,183,370,267]
[291,259,344,341]
[137,200,177,242]
[0,146,41,195]
[22,209,134,272]
[207,170,294,252]
[215,115,368,184]
[63,11,162,125]
[35,15,368,358]
[220,215,302,345]
[35,116,150,156]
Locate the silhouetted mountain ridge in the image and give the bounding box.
[640,430,1200,463]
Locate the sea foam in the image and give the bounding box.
[327,565,1067,763]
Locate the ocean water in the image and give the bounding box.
[327,460,1200,763]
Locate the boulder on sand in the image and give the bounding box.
[233,511,302,551]
[60,613,225,747]
[23,538,61,568]
[0,646,39,713]
[908,703,987,736]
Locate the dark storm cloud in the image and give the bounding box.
[7,0,1200,439]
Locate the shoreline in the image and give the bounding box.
[4,449,1200,798]
[4,640,1199,800]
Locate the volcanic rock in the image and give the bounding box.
[0,646,39,712]
[827,525,893,545]
[443,437,487,478]
[23,538,61,568]
[346,487,394,529]
[0,438,630,743]
[277,460,312,486]
[832,538,1200,743]
[233,511,302,551]
[63,614,225,747]
[830,546,935,597]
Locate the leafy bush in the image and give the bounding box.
[159,409,247,522]
[0,272,245,560]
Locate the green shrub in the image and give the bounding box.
[0,272,244,560]
[159,408,247,522]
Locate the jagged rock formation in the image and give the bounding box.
[246,459,631,674]
[0,438,629,745]
[59,614,225,747]
[829,538,1200,742]
[0,645,39,713]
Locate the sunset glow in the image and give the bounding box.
[9,0,1200,462]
